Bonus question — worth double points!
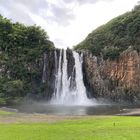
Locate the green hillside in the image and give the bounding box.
[0,15,54,105]
[74,5,140,59]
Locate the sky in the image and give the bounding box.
[0,0,139,48]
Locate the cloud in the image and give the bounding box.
[0,0,113,26]
[49,3,75,26]
[0,0,137,48]
[11,0,48,14]
[54,38,67,47]
[63,0,113,5]
[0,0,75,26]
[0,0,44,25]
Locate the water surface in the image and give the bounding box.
[13,103,140,116]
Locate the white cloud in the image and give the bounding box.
[0,0,138,48]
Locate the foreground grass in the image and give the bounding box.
[0,116,140,140]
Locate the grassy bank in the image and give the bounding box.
[0,110,15,115]
[0,112,139,140]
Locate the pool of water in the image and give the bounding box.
[12,102,140,116]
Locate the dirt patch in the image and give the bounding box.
[117,108,140,116]
[0,112,96,124]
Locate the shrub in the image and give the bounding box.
[102,47,120,60]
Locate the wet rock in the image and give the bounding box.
[42,49,57,100]
[66,49,76,89]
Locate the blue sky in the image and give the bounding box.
[0,0,138,48]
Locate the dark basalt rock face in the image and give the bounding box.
[42,49,56,100]
[82,54,97,98]
[67,48,75,79]
[66,49,76,90]
[41,49,76,100]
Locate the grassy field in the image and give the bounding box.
[0,110,139,140]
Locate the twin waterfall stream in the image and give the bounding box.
[49,50,92,105]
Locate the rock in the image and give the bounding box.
[66,48,76,89]
[83,48,140,103]
[42,49,57,100]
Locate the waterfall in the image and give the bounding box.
[72,52,91,104]
[55,50,62,100]
[51,49,92,105]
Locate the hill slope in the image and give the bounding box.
[0,15,54,105]
[74,5,140,59]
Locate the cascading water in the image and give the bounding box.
[54,49,62,100]
[51,49,93,105]
[72,52,91,104]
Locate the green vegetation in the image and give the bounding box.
[0,110,15,115]
[0,116,139,140]
[102,47,120,60]
[75,4,140,59]
[0,15,54,105]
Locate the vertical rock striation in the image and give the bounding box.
[83,48,140,103]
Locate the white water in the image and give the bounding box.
[51,50,93,105]
[72,52,92,105]
[55,49,62,100]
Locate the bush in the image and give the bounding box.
[0,14,55,104]
[102,47,120,60]
[3,80,24,97]
[0,97,6,105]
[134,45,140,52]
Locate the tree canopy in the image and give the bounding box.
[0,15,54,105]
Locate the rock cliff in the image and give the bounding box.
[83,48,140,103]
[37,48,140,103]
